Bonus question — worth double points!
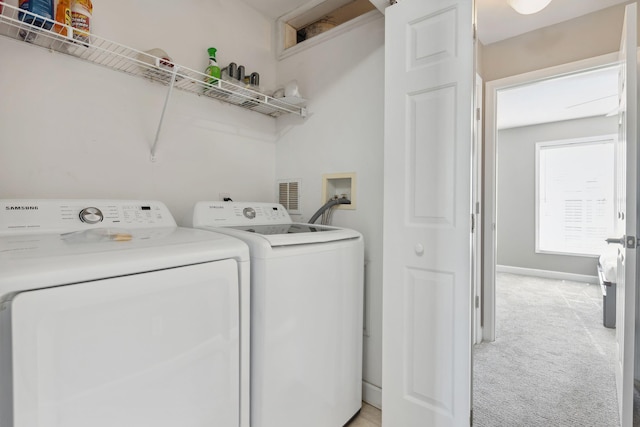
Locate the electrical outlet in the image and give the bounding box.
[219,193,231,201]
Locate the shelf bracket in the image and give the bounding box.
[150,65,180,162]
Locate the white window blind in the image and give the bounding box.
[536,135,616,256]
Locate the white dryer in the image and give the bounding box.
[0,199,250,427]
[192,201,364,427]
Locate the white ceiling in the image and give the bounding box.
[496,65,619,130]
[476,0,629,45]
[242,0,631,44]
[241,0,628,129]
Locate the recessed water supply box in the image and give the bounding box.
[321,172,356,210]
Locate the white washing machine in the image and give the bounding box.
[0,199,250,427]
[192,201,364,427]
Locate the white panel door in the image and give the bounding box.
[614,3,638,426]
[382,0,475,426]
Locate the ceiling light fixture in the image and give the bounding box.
[508,0,552,15]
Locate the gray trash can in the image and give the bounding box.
[602,280,616,328]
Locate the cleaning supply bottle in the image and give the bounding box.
[53,0,71,36]
[71,0,92,44]
[204,47,221,87]
[18,0,54,32]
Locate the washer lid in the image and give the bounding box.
[200,223,361,247]
[254,224,361,246]
[0,227,249,303]
[0,199,250,303]
[227,223,338,235]
[193,201,361,246]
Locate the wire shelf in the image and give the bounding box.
[0,3,307,118]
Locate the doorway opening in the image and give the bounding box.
[494,65,619,280]
[476,55,622,425]
[482,52,620,341]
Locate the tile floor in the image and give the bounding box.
[346,402,382,426]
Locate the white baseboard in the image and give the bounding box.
[362,381,382,410]
[496,265,598,284]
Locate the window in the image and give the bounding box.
[536,135,616,256]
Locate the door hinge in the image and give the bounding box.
[476,107,481,121]
[470,409,473,426]
[471,214,475,233]
[475,295,480,309]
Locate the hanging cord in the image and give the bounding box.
[308,197,351,224]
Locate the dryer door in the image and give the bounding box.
[11,260,240,427]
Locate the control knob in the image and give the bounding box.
[79,207,104,224]
[243,207,256,219]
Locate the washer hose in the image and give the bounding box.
[308,197,351,224]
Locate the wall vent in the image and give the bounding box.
[278,180,301,214]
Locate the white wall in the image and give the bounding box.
[497,115,618,276]
[1,0,386,406]
[274,13,385,404]
[0,0,280,224]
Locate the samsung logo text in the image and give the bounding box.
[5,206,39,211]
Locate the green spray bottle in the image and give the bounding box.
[205,47,221,87]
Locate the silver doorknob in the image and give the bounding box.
[606,236,625,245]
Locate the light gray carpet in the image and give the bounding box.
[473,273,619,426]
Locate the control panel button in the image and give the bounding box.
[79,207,104,224]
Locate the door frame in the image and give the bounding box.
[482,52,619,341]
